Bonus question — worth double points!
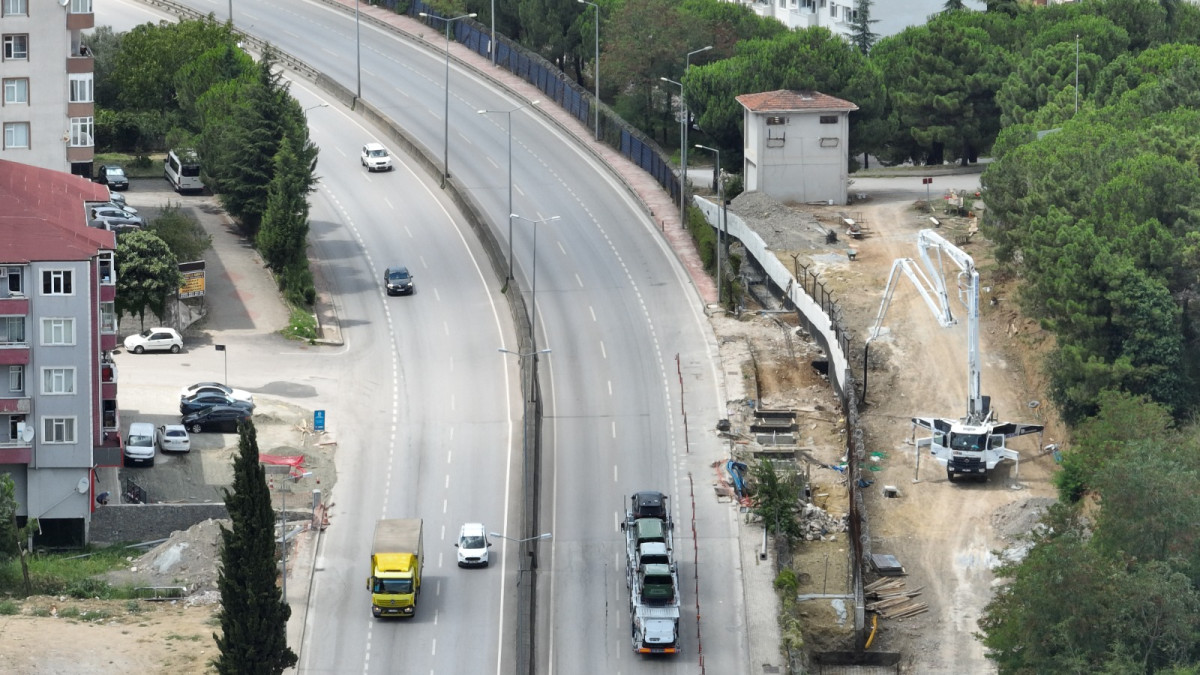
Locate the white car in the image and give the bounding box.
[179,382,254,405]
[156,424,191,453]
[455,523,491,568]
[361,142,393,172]
[123,327,183,354]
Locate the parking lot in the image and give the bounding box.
[99,178,337,507]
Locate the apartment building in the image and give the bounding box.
[1,0,95,176]
[741,0,857,37]
[0,158,120,545]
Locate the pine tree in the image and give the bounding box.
[256,133,310,274]
[943,0,967,10]
[850,0,880,56]
[213,422,297,675]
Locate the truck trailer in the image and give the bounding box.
[367,518,423,618]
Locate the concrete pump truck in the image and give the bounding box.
[866,229,1044,482]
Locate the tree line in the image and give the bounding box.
[93,20,319,309]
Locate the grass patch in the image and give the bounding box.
[167,633,203,642]
[281,306,318,343]
[0,599,19,615]
[93,152,165,179]
[30,606,51,617]
[126,599,143,614]
[58,606,81,619]
[0,544,138,598]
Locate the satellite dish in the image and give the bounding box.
[76,477,89,494]
[59,0,69,6]
[20,425,34,443]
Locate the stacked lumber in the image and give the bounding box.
[865,577,929,620]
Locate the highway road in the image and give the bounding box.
[102,1,748,672]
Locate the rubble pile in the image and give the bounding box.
[798,502,848,541]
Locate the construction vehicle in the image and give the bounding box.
[866,229,1043,482]
[620,491,680,654]
[366,518,423,618]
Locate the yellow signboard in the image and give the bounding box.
[179,270,205,298]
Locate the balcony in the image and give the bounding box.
[101,361,117,399]
[0,397,30,414]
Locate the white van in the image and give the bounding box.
[164,149,204,194]
[125,422,156,467]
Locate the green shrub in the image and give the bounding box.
[58,606,81,619]
[65,577,113,599]
[774,567,799,596]
[0,599,19,615]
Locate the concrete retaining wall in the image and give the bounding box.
[89,503,229,545]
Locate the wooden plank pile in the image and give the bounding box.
[865,577,928,620]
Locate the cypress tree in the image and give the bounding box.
[213,421,297,675]
[850,0,880,56]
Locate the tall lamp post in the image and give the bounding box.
[478,101,540,282]
[680,45,712,218]
[693,144,724,304]
[660,77,684,221]
[509,214,561,353]
[490,0,497,66]
[419,11,477,188]
[577,0,600,141]
[489,530,552,584]
[303,103,329,116]
[355,0,362,99]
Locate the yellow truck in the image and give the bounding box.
[367,518,423,618]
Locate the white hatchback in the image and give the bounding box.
[456,523,491,568]
[123,327,183,354]
[361,143,393,172]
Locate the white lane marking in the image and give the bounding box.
[607,380,612,397]
[589,306,596,322]
[557,241,566,255]
[575,273,583,287]
[384,196,394,210]
[445,474,450,489]
[613,465,618,483]
[599,341,606,359]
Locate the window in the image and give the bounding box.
[819,115,838,124]
[766,116,786,126]
[43,417,76,444]
[3,35,28,61]
[41,318,75,346]
[2,0,26,17]
[3,122,29,149]
[8,366,22,394]
[68,74,92,103]
[100,302,116,333]
[70,0,92,13]
[41,367,75,395]
[98,252,113,284]
[5,267,21,294]
[42,270,73,295]
[69,117,92,147]
[9,415,26,442]
[0,317,24,345]
[3,78,27,105]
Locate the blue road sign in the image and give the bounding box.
[314,410,326,432]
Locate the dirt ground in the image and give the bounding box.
[720,187,1065,672]
[0,399,336,674]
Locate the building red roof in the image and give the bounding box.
[736,90,858,113]
[0,159,115,262]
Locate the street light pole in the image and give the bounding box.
[420,11,477,188]
[356,0,362,99]
[694,144,723,304]
[491,0,497,66]
[510,214,561,354]
[277,470,312,605]
[681,45,712,221]
[578,0,600,141]
[488,530,552,585]
[478,101,540,282]
[660,77,684,222]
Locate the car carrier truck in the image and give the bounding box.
[367,518,423,618]
[621,491,680,654]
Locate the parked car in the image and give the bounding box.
[180,392,255,416]
[179,382,254,405]
[156,424,191,453]
[94,164,129,190]
[106,191,137,214]
[125,422,156,467]
[182,405,252,433]
[89,205,146,232]
[123,327,183,354]
[361,142,393,172]
[384,266,414,295]
[455,523,491,568]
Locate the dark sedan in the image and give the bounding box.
[94,164,129,190]
[181,405,252,433]
[179,392,255,416]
